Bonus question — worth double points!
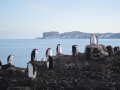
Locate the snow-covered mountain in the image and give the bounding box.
[37,31,120,39]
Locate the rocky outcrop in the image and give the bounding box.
[37,31,120,39]
[42,31,59,39]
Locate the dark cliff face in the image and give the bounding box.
[39,31,120,39]
[43,31,59,39]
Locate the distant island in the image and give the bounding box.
[36,31,120,39]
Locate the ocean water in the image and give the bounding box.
[0,39,120,68]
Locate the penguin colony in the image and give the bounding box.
[0,34,120,79]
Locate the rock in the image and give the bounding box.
[0,53,120,90]
[7,87,31,90]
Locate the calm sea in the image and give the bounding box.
[0,39,120,68]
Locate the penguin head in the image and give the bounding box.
[7,55,14,64]
[35,49,38,53]
[46,48,51,52]
[72,45,75,48]
[72,45,77,48]
[57,44,61,50]
[106,45,112,51]
[57,44,60,47]
[33,48,38,54]
[48,48,51,50]
[46,48,52,58]
[114,46,119,51]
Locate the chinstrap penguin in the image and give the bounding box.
[90,34,98,45]
[1,55,17,71]
[46,48,52,59]
[31,49,38,61]
[7,55,14,64]
[72,45,78,57]
[56,44,62,55]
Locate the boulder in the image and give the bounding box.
[85,44,108,59]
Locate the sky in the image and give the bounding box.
[0,0,120,39]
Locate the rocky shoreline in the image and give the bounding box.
[0,51,120,90]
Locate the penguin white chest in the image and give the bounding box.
[28,64,36,78]
[76,46,79,53]
[58,46,62,53]
[35,50,38,60]
[28,64,33,78]
[48,49,52,56]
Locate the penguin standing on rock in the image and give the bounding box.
[90,34,98,45]
[27,62,37,79]
[56,44,62,55]
[47,55,53,69]
[1,55,17,70]
[7,55,14,64]
[72,45,78,57]
[46,48,52,59]
[31,49,38,61]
